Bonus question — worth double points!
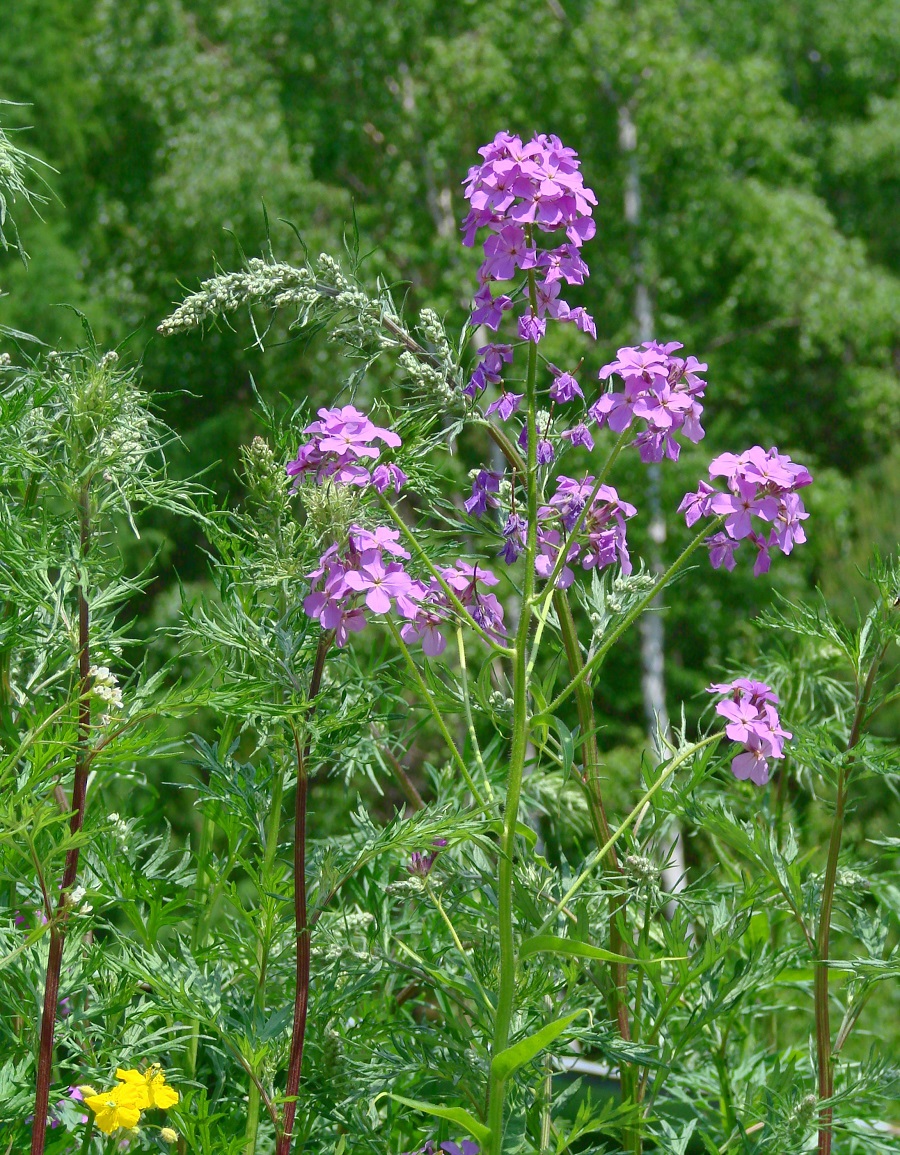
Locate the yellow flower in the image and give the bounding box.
[83,1083,144,1134]
[160,1127,179,1143]
[115,1063,180,1110]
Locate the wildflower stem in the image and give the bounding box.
[537,733,722,934]
[245,758,287,1154]
[276,630,332,1155]
[814,643,886,1155]
[546,516,725,716]
[456,626,492,801]
[425,880,492,1010]
[387,620,485,807]
[552,591,634,1070]
[486,268,540,1155]
[31,483,92,1155]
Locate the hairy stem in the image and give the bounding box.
[275,631,331,1155]
[31,486,91,1155]
[486,269,539,1154]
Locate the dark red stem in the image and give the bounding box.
[275,631,331,1155]
[31,489,91,1155]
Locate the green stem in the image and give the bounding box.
[486,269,540,1155]
[538,734,722,934]
[814,645,885,1155]
[387,619,485,807]
[545,516,725,716]
[456,626,492,802]
[425,880,492,1009]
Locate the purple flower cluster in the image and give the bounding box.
[286,405,406,494]
[492,475,636,586]
[679,446,812,576]
[303,528,505,654]
[708,679,791,786]
[590,341,708,463]
[462,131,597,367]
[403,1142,479,1155]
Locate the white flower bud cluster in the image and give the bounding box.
[0,352,11,367]
[398,350,456,405]
[157,259,316,334]
[417,308,453,365]
[98,350,119,370]
[88,665,123,724]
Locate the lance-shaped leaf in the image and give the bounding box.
[376,1093,490,1146]
[491,1010,585,1083]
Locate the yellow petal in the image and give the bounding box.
[115,1068,145,1085]
[151,1082,180,1109]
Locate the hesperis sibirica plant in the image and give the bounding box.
[11,127,892,1155]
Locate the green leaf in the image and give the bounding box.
[377,1094,490,1145]
[519,934,634,966]
[491,1010,585,1083]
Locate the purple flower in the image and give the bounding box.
[485,392,524,420]
[500,512,527,563]
[549,370,583,404]
[470,283,513,331]
[408,838,449,877]
[344,556,417,615]
[286,405,402,492]
[709,679,791,786]
[683,446,812,576]
[464,470,503,517]
[591,341,708,458]
[561,423,594,450]
[462,133,597,342]
[518,311,546,343]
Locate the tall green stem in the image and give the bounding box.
[815,646,885,1155]
[31,484,92,1155]
[486,270,540,1154]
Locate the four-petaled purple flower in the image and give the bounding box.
[462,132,597,348]
[589,341,708,462]
[679,446,812,576]
[287,405,403,492]
[708,679,791,786]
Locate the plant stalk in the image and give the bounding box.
[485,269,540,1155]
[275,631,331,1155]
[815,645,885,1155]
[31,486,92,1155]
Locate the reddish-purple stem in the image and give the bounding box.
[31,491,91,1155]
[275,632,331,1155]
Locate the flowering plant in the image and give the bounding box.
[3,129,898,1155]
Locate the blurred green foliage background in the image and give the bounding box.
[1,0,898,781]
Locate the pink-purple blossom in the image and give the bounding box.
[286,405,403,492]
[462,132,597,345]
[589,341,708,462]
[709,679,791,786]
[679,446,812,575]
